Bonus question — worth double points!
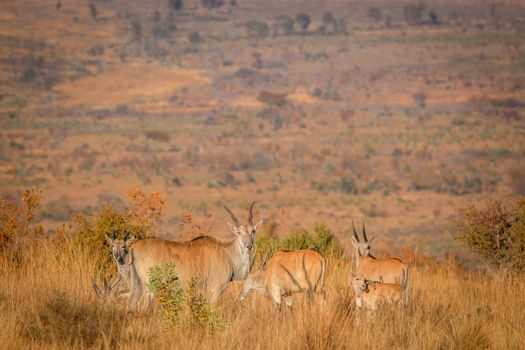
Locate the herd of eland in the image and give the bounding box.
[95,202,409,319]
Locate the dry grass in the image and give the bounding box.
[1,241,523,349]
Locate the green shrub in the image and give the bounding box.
[282,224,343,258]
[147,262,185,328]
[312,223,345,257]
[455,199,525,271]
[146,263,223,331]
[186,277,223,332]
[255,223,344,261]
[254,233,280,264]
[281,228,316,252]
[74,205,148,271]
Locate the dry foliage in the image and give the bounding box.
[0,189,44,258]
[0,236,524,349]
[456,198,525,271]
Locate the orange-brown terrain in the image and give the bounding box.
[2,0,524,261]
[1,1,525,348]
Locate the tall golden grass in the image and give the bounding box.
[1,238,523,349]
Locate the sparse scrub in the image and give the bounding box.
[144,130,171,142]
[243,20,269,38]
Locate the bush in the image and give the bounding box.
[201,0,223,9]
[147,262,185,328]
[188,31,202,44]
[273,15,294,36]
[403,3,426,25]
[186,277,223,331]
[74,205,148,271]
[429,9,439,24]
[168,0,183,10]
[74,190,164,271]
[255,223,344,261]
[296,13,310,33]
[88,4,98,20]
[147,263,223,331]
[0,189,44,257]
[244,20,269,38]
[455,199,525,271]
[145,130,171,142]
[368,7,382,22]
[282,223,344,258]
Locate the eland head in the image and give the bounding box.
[223,201,263,254]
[350,221,375,258]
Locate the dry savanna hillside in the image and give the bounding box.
[1,0,525,349]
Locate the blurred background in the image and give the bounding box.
[1,0,524,265]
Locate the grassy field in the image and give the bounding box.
[1,239,524,349]
[1,0,525,348]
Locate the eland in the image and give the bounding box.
[240,249,326,312]
[126,202,262,308]
[350,222,409,305]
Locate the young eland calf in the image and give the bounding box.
[351,273,403,317]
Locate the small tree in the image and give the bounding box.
[168,0,183,10]
[244,20,269,38]
[296,13,311,33]
[152,10,161,22]
[429,9,439,25]
[147,263,185,328]
[273,15,294,36]
[368,7,382,22]
[403,3,426,25]
[456,199,525,272]
[188,31,202,44]
[89,3,98,20]
[201,0,224,9]
[131,19,142,41]
[322,11,337,34]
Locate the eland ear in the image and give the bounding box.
[105,234,113,245]
[253,219,264,231]
[368,236,376,243]
[228,222,239,235]
[126,237,136,246]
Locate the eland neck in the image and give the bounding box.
[227,235,250,280]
